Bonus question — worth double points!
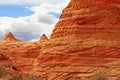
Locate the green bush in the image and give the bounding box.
[91,73,108,80]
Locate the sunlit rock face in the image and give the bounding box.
[33,0,120,79]
[0,0,120,79]
[50,0,120,46]
[0,32,41,75]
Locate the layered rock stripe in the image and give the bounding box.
[0,0,120,80]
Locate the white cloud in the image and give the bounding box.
[30,2,67,13]
[0,0,70,41]
[0,14,58,41]
[0,0,70,5]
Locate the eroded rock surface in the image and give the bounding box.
[51,0,120,47]
[0,0,120,80]
[34,0,120,79]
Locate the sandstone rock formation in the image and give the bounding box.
[4,32,20,41]
[50,0,120,46]
[40,34,49,41]
[0,41,41,75]
[0,0,120,80]
[33,0,120,79]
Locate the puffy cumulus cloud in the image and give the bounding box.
[0,0,70,41]
[0,14,57,41]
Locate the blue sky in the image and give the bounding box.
[0,5,33,17]
[48,12,61,18]
[0,0,70,41]
[0,5,61,18]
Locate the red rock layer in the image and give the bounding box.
[50,0,120,47]
[0,0,120,79]
[33,0,120,79]
[0,41,41,74]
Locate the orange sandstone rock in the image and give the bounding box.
[4,32,20,41]
[50,0,120,47]
[33,0,120,79]
[40,34,49,41]
[0,0,120,80]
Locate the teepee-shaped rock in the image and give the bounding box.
[4,32,19,41]
[40,34,49,41]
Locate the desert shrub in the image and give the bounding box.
[1,63,11,68]
[8,75,22,80]
[23,75,41,80]
[12,66,17,70]
[91,73,108,80]
[116,76,120,80]
[23,75,34,80]
[0,53,9,60]
[0,67,3,78]
[75,76,81,80]
[65,76,81,80]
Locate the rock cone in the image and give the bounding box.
[4,32,19,41]
[40,34,49,41]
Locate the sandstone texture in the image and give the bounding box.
[0,0,120,80]
[0,41,41,75]
[34,0,120,79]
[51,0,120,46]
